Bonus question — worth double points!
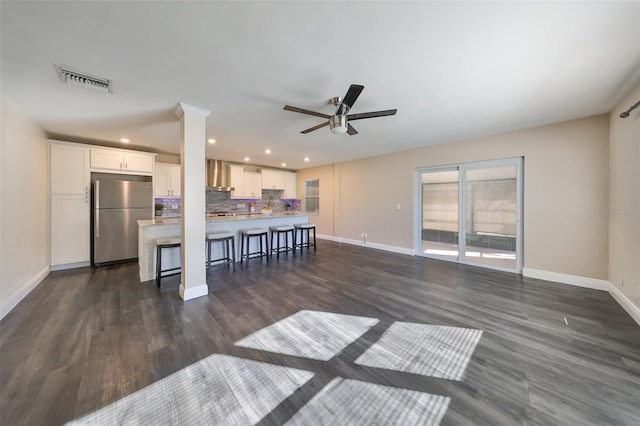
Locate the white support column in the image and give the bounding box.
[174,103,210,301]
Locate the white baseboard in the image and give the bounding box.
[609,284,640,326]
[179,283,208,301]
[523,267,640,326]
[51,261,90,271]
[140,272,154,282]
[335,236,414,256]
[522,268,611,291]
[1,266,50,320]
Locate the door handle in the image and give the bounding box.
[95,209,100,237]
[85,186,89,203]
[95,181,100,237]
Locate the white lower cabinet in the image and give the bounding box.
[51,194,90,266]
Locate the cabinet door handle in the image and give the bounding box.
[120,162,123,170]
[125,162,128,169]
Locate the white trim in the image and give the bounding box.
[337,237,414,256]
[179,283,208,301]
[523,267,640,326]
[1,266,50,320]
[174,103,211,118]
[522,268,610,291]
[609,284,640,326]
[316,233,338,242]
[140,271,154,282]
[51,261,90,271]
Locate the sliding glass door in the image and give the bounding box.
[419,168,460,261]
[416,158,522,273]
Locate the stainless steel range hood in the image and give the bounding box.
[206,159,234,192]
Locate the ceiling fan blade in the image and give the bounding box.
[347,109,397,121]
[301,121,330,134]
[284,105,331,119]
[341,84,364,109]
[347,124,358,135]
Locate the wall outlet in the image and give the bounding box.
[396,203,401,210]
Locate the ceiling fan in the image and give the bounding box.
[284,84,397,135]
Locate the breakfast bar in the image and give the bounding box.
[137,212,309,282]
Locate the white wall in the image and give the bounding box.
[302,115,610,281]
[608,82,640,314]
[0,94,49,319]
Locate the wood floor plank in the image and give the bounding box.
[1,241,639,425]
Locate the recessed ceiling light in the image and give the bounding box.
[281,162,287,167]
[208,138,216,144]
[244,157,250,162]
[120,138,130,143]
[265,149,271,154]
[304,157,310,162]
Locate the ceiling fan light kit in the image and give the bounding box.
[284,84,397,135]
[329,114,348,134]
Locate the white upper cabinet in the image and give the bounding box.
[243,171,262,198]
[261,168,297,199]
[228,164,263,199]
[124,151,155,173]
[155,163,181,197]
[228,164,246,199]
[261,169,285,190]
[282,172,297,199]
[50,143,89,194]
[90,147,154,174]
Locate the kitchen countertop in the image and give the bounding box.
[138,211,308,227]
[137,212,309,282]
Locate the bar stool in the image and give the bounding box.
[240,228,269,264]
[294,223,316,252]
[156,237,181,287]
[206,231,236,270]
[269,225,295,258]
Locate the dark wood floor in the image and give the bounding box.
[2,241,639,425]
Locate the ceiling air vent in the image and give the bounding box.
[53,63,113,93]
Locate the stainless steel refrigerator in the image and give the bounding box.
[93,179,153,265]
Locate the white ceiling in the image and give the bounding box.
[2,1,639,170]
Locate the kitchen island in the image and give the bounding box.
[137,212,309,282]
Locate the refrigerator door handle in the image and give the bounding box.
[95,181,100,209]
[95,209,100,237]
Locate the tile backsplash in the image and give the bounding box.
[206,189,300,214]
[155,190,301,217]
[155,197,181,217]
